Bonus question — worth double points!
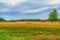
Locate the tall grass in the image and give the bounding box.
[0,23,60,40]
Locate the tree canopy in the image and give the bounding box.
[48,9,58,21]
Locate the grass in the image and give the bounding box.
[0,22,60,40]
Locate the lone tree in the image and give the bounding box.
[48,9,58,21]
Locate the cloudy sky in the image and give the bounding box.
[0,0,60,20]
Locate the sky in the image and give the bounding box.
[0,0,60,20]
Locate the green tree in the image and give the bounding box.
[0,18,5,21]
[48,9,58,21]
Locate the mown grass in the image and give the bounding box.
[0,22,60,40]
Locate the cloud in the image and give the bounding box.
[0,0,27,6]
[23,7,49,13]
[50,0,60,5]
[0,0,60,20]
[27,0,60,6]
[0,0,59,13]
[0,8,10,12]
[0,2,11,12]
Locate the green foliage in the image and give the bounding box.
[48,9,58,21]
[57,18,60,21]
[0,18,5,21]
[15,19,41,22]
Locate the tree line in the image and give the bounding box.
[0,8,60,22]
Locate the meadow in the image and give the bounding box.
[0,22,60,40]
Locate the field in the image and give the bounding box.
[0,22,60,40]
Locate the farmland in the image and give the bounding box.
[0,22,60,40]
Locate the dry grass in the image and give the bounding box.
[0,22,60,25]
[0,22,60,40]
